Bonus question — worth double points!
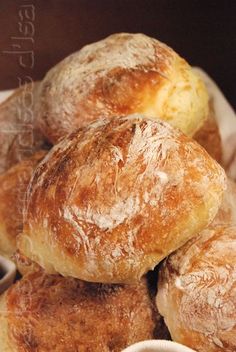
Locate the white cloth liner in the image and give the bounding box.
[0,255,16,294]
[0,89,14,103]
[122,340,196,352]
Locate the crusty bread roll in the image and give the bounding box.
[0,271,163,351]
[0,82,49,174]
[194,98,222,163]
[0,150,47,258]
[35,33,209,144]
[212,178,236,225]
[156,225,236,352]
[13,250,42,276]
[18,115,226,283]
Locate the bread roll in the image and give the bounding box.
[18,115,226,283]
[212,178,236,225]
[0,271,162,351]
[0,150,47,258]
[156,225,236,352]
[194,98,222,163]
[35,33,209,144]
[0,82,49,174]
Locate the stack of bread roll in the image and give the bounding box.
[0,33,235,352]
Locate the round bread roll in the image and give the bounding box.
[213,178,236,225]
[35,32,209,144]
[0,271,163,352]
[0,150,47,258]
[156,225,236,351]
[194,98,222,163]
[0,82,49,174]
[17,115,226,283]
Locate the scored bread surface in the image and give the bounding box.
[18,115,226,283]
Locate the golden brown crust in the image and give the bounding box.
[156,225,236,352]
[0,272,163,352]
[0,82,49,174]
[18,115,226,283]
[0,150,47,258]
[194,98,222,163]
[35,33,209,144]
